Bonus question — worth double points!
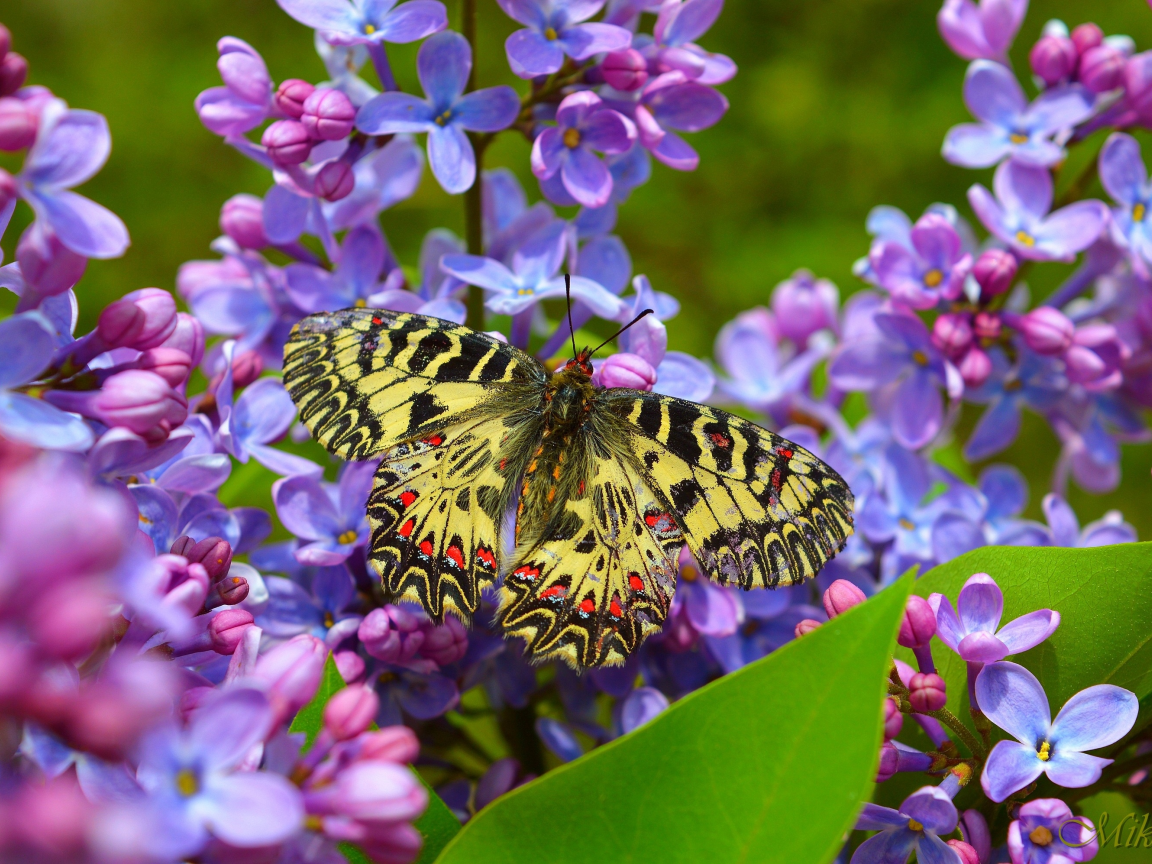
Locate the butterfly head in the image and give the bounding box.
[563,350,594,378]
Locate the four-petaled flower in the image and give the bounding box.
[533,91,637,207]
[850,785,959,864]
[1099,132,1152,279]
[277,0,447,47]
[869,213,972,310]
[937,0,1027,62]
[929,572,1060,664]
[497,0,632,79]
[1007,799,1099,864]
[273,461,375,565]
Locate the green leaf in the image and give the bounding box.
[433,572,914,864]
[897,543,1152,741]
[286,655,462,864]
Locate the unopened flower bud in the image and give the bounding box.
[179,535,233,581]
[334,649,365,683]
[357,725,420,764]
[30,584,113,661]
[972,311,1001,341]
[210,608,254,654]
[16,224,87,295]
[314,159,355,202]
[0,24,11,59]
[876,742,898,782]
[359,606,424,665]
[1030,34,1077,86]
[301,88,356,141]
[947,841,979,864]
[600,49,648,91]
[230,350,265,390]
[275,78,315,119]
[252,633,327,721]
[1071,23,1104,55]
[883,698,903,741]
[262,119,312,165]
[1016,306,1074,355]
[822,579,865,618]
[0,52,27,97]
[220,193,268,249]
[794,618,821,638]
[420,616,468,666]
[1078,44,1125,94]
[206,574,249,609]
[97,299,147,349]
[159,313,206,369]
[0,96,36,150]
[45,370,188,440]
[958,346,992,389]
[133,348,192,388]
[120,288,179,349]
[593,352,657,390]
[908,672,947,713]
[1125,52,1152,119]
[771,269,839,345]
[932,313,972,359]
[898,595,937,649]
[959,809,992,864]
[972,249,1016,299]
[324,684,379,740]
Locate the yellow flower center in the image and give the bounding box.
[1016,230,1036,247]
[364,23,377,35]
[324,611,335,629]
[435,109,453,127]
[907,819,924,832]
[899,518,916,531]
[338,529,359,545]
[681,564,699,582]
[354,298,367,307]
[544,26,558,40]
[1009,132,1028,144]
[1134,203,1146,222]
[563,127,582,149]
[139,513,152,525]
[175,768,199,797]
[516,287,535,296]
[1037,740,1051,761]
[1030,825,1053,846]
[912,350,929,366]
[923,269,943,287]
[951,763,972,786]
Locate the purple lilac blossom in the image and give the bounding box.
[851,786,959,864]
[497,0,632,79]
[937,0,1028,62]
[194,37,274,138]
[1007,799,1098,864]
[636,0,736,86]
[1041,493,1137,547]
[929,572,1060,664]
[976,661,1138,802]
[964,346,1067,460]
[608,70,728,171]
[323,134,424,230]
[355,31,519,194]
[257,564,363,649]
[273,461,375,565]
[1098,132,1152,278]
[533,91,637,207]
[284,224,390,312]
[869,213,972,310]
[277,0,448,48]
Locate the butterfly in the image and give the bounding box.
[283,302,854,668]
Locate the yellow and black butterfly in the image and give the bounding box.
[283,300,854,668]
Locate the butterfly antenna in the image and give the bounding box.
[589,309,654,358]
[565,273,578,360]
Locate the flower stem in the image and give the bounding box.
[922,706,985,762]
[461,0,487,329]
[367,41,398,92]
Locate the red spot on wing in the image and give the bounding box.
[399,490,417,508]
[778,447,794,459]
[540,585,567,601]
[771,468,783,492]
[578,598,595,615]
[708,432,731,448]
[609,596,623,618]
[476,546,497,569]
[371,316,383,325]
[419,540,434,557]
[628,573,645,592]
[422,434,444,447]
[445,545,465,569]
[513,565,540,582]
[644,511,680,539]
[398,518,415,538]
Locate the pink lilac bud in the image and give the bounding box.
[972,249,1016,299]
[594,352,657,390]
[220,193,268,249]
[947,841,979,864]
[16,225,87,295]
[908,672,947,712]
[0,52,27,97]
[932,313,973,359]
[46,370,188,440]
[0,24,10,58]
[252,633,327,721]
[876,742,898,782]
[1030,34,1077,86]
[174,535,233,582]
[898,595,937,649]
[1014,306,1074,355]
[1124,52,1152,120]
[882,698,903,741]
[206,574,249,609]
[794,619,821,638]
[301,88,356,140]
[130,348,192,388]
[601,49,648,91]
[308,760,427,822]
[1065,323,1128,390]
[275,78,315,118]
[1071,23,1104,55]
[230,350,265,389]
[262,119,312,165]
[419,616,468,666]
[120,288,179,349]
[358,725,420,764]
[324,685,379,740]
[314,159,355,202]
[822,579,865,618]
[958,346,992,389]
[1079,44,1126,93]
[159,313,206,369]
[972,311,1001,341]
[359,606,425,665]
[29,583,114,661]
[209,608,254,654]
[97,299,147,349]
[0,97,36,150]
[771,269,839,345]
[335,649,365,683]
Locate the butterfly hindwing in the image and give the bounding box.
[499,432,680,667]
[607,390,854,590]
[283,308,546,460]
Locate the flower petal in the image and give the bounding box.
[200,771,304,846]
[556,21,632,61]
[1042,493,1080,546]
[530,126,566,179]
[355,92,435,134]
[1043,750,1112,789]
[645,80,728,132]
[1099,133,1147,207]
[900,785,959,835]
[275,0,362,32]
[996,609,1060,655]
[0,312,57,389]
[1033,201,1108,260]
[495,0,546,28]
[417,30,469,108]
[619,686,669,734]
[28,191,129,259]
[580,107,637,155]
[1049,684,1139,752]
[957,573,1003,635]
[650,128,698,170]
[849,829,918,864]
[855,803,909,831]
[964,396,1022,461]
[975,661,1051,744]
[928,593,964,652]
[232,378,297,448]
[561,146,613,208]
[24,108,112,190]
[374,0,448,43]
[963,59,1026,128]
[454,86,520,132]
[191,688,273,771]
[1024,85,1095,136]
[981,739,1045,802]
[0,391,94,452]
[505,28,564,78]
[994,159,1053,222]
[659,0,723,46]
[890,369,943,450]
[957,630,1009,663]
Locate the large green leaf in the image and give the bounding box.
[287,654,462,864]
[896,543,1152,739]
[433,572,914,864]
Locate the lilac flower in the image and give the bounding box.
[1041,493,1137,547]
[964,347,1067,461]
[968,160,1108,261]
[497,0,632,79]
[482,167,556,262]
[1007,799,1098,864]
[612,71,729,171]
[284,225,389,313]
[13,99,129,259]
[324,135,424,230]
[828,311,961,450]
[943,61,1094,168]
[851,785,959,864]
[257,565,363,649]
[314,34,379,107]
[637,0,735,86]
[355,32,519,194]
[572,143,651,234]
[869,213,972,310]
[0,312,93,451]
[661,548,741,648]
[533,91,636,207]
[854,204,976,286]
[273,461,375,565]
[937,0,1028,62]
[976,661,1138,802]
[704,585,817,673]
[618,686,669,733]
[770,269,838,347]
[441,220,624,327]
[194,38,274,138]
[1099,132,1152,278]
[975,465,1050,547]
[368,228,467,323]
[930,573,1060,665]
[537,717,584,761]
[135,689,303,856]
[277,0,447,48]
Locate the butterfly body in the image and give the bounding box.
[284,308,854,668]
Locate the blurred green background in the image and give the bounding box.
[1,0,1150,533]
